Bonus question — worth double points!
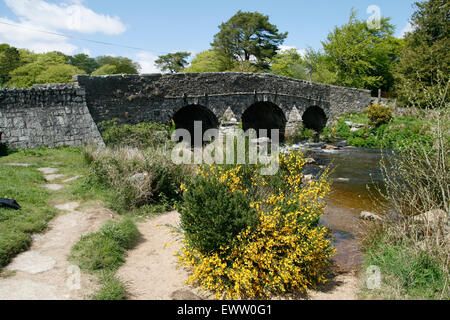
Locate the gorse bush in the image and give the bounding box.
[98,119,172,149]
[366,104,393,128]
[179,152,335,299]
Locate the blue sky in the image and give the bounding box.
[0,0,417,73]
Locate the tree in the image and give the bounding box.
[184,50,228,73]
[321,10,403,92]
[0,44,21,85]
[394,0,450,107]
[8,51,84,88]
[96,56,140,74]
[155,52,191,73]
[68,54,99,74]
[270,48,308,80]
[212,11,288,71]
[91,64,117,76]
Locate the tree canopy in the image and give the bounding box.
[212,11,288,71]
[394,0,449,107]
[96,56,140,74]
[270,48,308,80]
[184,50,228,73]
[155,52,191,73]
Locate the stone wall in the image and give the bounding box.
[74,73,372,126]
[0,85,104,149]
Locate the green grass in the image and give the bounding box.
[69,218,140,300]
[321,112,435,150]
[361,239,449,300]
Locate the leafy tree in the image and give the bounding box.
[321,10,403,92]
[184,50,228,73]
[35,64,86,84]
[96,56,140,74]
[394,0,450,107]
[91,64,118,76]
[68,54,99,74]
[8,52,84,88]
[212,11,288,71]
[303,48,338,84]
[155,52,191,73]
[0,44,21,85]
[270,48,308,80]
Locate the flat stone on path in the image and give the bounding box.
[0,280,59,300]
[5,163,32,167]
[63,175,84,183]
[44,184,64,191]
[38,168,59,175]
[54,202,80,212]
[45,174,66,182]
[7,251,56,275]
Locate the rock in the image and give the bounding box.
[335,178,350,182]
[324,144,340,150]
[345,121,365,128]
[303,174,314,182]
[63,175,83,183]
[360,211,383,222]
[350,128,360,133]
[44,184,64,191]
[170,290,202,301]
[413,209,448,225]
[128,173,149,186]
[44,174,65,182]
[5,163,32,167]
[305,158,316,164]
[38,168,59,175]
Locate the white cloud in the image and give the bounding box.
[279,45,306,57]
[398,22,415,38]
[0,0,127,54]
[135,51,161,74]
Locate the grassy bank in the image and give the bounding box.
[321,111,435,150]
[0,147,88,269]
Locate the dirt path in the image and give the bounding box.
[117,211,360,300]
[0,168,112,300]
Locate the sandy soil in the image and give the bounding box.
[117,211,360,301]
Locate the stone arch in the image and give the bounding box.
[172,104,219,146]
[302,106,328,132]
[241,102,287,142]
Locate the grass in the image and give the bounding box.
[69,218,140,300]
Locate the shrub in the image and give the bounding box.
[98,119,172,149]
[286,123,315,144]
[179,152,335,299]
[83,146,191,213]
[366,104,393,128]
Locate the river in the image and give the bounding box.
[290,143,385,270]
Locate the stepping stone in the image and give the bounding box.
[54,202,80,212]
[63,175,84,183]
[0,280,59,300]
[38,168,59,175]
[5,163,32,167]
[45,174,66,182]
[44,184,64,191]
[7,251,56,275]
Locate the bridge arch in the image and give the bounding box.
[172,104,219,146]
[302,106,328,133]
[241,101,287,142]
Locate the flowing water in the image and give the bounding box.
[289,143,385,270]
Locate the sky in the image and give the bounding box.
[0,0,418,73]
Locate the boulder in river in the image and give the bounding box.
[324,144,340,150]
[360,211,384,222]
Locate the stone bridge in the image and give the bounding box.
[0,72,371,149]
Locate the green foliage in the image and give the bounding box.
[96,56,140,74]
[286,123,315,144]
[184,50,228,73]
[91,64,117,76]
[212,10,288,71]
[394,0,450,107]
[0,44,21,85]
[155,52,191,73]
[321,10,403,92]
[98,119,171,149]
[180,169,258,255]
[366,104,394,127]
[68,54,100,74]
[270,48,308,80]
[7,51,85,88]
[92,272,127,300]
[70,219,140,272]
